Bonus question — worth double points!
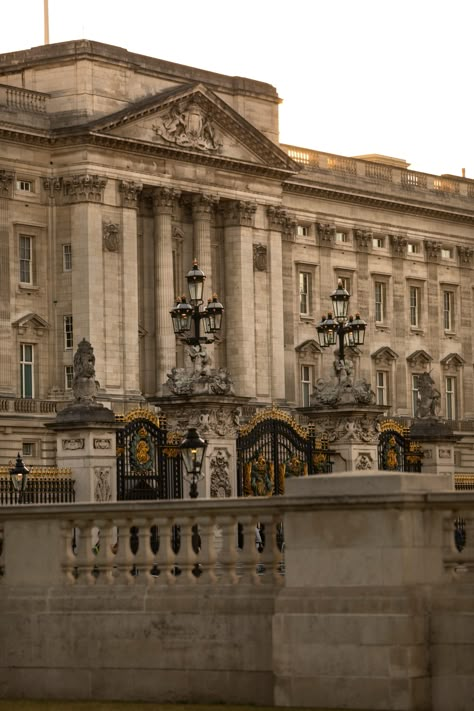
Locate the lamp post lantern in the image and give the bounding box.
[316,280,367,364]
[10,453,30,503]
[170,260,224,347]
[179,427,208,498]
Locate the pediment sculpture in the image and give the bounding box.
[153,99,222,152]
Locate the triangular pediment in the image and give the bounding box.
[87,83,299,173]
[406,349,432,367]
[440,352,465,369]
[12,313,49,331]
[371,346,398,365]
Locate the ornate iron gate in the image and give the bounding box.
[236,406,333,497]
[378,419,423,472]
[116,409,183,500]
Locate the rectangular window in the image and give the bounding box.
[20,344,34,399]
[412,374,420,417]
[374,281,386,323]
[299,272,312,315]
[19,234,33,284]
[335,231,348,243]
[16,180,33,192]
[301,365,312,407]
[407,242,419,254]
[373,236,385,249]
[441,248,453,260]
[445,376,456,420]
[337,275,351,293]
[409,286,420,327]
[65,365,74,390]
[63,244,72,271]
[64,315,74,350]
[376,371,388,406]
[22,442,35,457]
[297,225,309,237]
[443,291,455,331]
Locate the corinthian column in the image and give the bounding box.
[192,193,218,284]
[153,187,181,395]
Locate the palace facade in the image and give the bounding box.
[1,39,474,469]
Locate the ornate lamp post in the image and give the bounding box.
[170,261,224,347]
[179,427,208,498]
[316,280,367,363]
[10,453,30,503]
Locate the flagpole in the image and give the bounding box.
[44,0,50,44]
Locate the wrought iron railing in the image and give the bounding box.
[455,474,474,491]
[0,469,75,505]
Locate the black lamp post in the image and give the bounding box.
[316,280,367,363]
[179,427,207,498]
[10,453,30,503]
[170,261,224,346]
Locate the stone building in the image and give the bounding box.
[1,39,474,470]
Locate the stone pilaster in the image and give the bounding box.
[192,193,218,283]
[0,173,14,394]
[222,200,257,398]
[390,234,409,411]
[457,246,474,417]
[153,186,181,395]
[266,207,286,401]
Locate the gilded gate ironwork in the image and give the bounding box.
[236,406,333,497]
[116,409,183,500]
[378,419,423,472]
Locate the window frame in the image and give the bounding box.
[20,343,34,399]
[301,365,313,407]
[411,374,421,417]
[64,315,74,350]
[443,289,455,332]
[409,285,421,328]
[19,234,34,285]
[374,280,386,324]
[299,270,312,317]
[63,243,72,272]
[376,370,388,406]
[65,365,74,391]
[445,375,457,420]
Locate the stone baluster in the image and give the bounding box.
[114,518,135,584]
[216,514,239,583]
[236,514,261,584]
[153,186,181,395]
[154,517,178,586]
[197,516,218,584]
[94,518,116,584]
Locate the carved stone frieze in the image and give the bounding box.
[62,174,107,203]
[457,245,474,265]
[62,438,84,450]
[425,239,442,261]
[103,221,120,252]
[221,200,257,227]
[210,448,232,497]
[312,412,381,445]
[354,229,372,250]
[0,169,14,197]
[165,406,241,438]
[119,180,143,208]
[94,466,112,502]
[152,186,181,214]
[94,438,112,449]
[390,234,407,256]
[317,223,336,244]
[152,98,222,152]
[253,243,267,271]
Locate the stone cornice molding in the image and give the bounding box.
[425,239,442,262]
[390,234,407,257]
[221,200,257,227]
[353,229,372,251]
[152,186,181,214]
[119,180,143,209]
[457,245,474,266]
[283,181,474,226]
[317,222,336,245]
[0,169,14,197]
[62,174,107,204]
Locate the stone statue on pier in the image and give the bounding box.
[415,372,441,420]
[165,345,234,396]
[311,352,375,408]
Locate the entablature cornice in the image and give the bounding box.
[283,181,474,226]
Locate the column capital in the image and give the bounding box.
[266,205,287,230]
[152,186,181,214]
[42,176,62,200]
[425,239,441,262]
[0,169,14,198]
[353,229,372,251]
[192,193,219,219]
[317,222,336,245]
[221,199,257,227]
[390,234,407,257]
[457,245,474,266]
[62,174,108,204]
[119,180,143,209]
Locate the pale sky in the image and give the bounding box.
[2,0,473,178]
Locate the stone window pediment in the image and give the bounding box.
[12,312,49,336]
[440,353,465,370]
[406,349,432,368]
[296,339,322,362]
[371,346,398,367]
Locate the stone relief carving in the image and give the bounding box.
[439,448,452,459]
[119,180,143,208]
[425,240,442,261]
[353,229,372,250]
[103,221,120,252]
[210,448,232,497]
[42,176,62,198]
[62,438,84,450]
[94,467,112,502]
[312,413,381,445]
[0,170,14,196]
[153,99,222,152]
[253,243,267,271]
[166,406,241,438]
[94,438,111,449]
[355,453,374,470]
[311,354,375,408]
[390,234,407,256]
[457,245,474,265]
[317,223,336,243]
